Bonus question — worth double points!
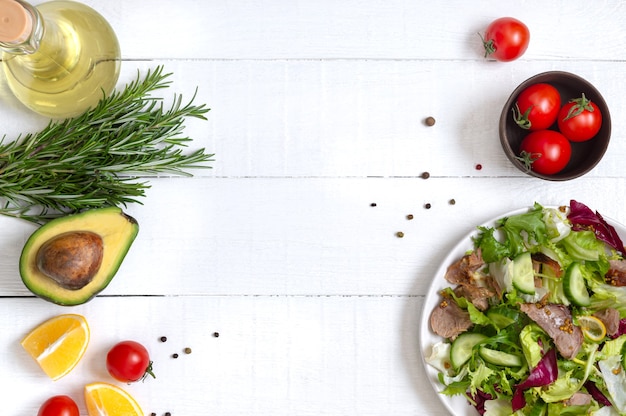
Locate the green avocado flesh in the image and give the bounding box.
[20,207,139,306]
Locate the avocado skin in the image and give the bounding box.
[19,207,139,306]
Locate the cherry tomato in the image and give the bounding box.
[481,17,530,62]
[557,94,602,142]
[513,83,561,130]
[38,395,79,416]
[518,130,571,175]
[106,340,155,382]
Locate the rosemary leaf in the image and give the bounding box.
[0,66,214,224]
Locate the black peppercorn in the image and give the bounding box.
[172,353,179,359]
[421,171,430,179]
[160,336,167,342]
[424,203,431,209]
[213,332,220,338]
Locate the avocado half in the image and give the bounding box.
[20,207,139,306]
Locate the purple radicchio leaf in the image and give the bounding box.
[467,389,493,415]
[568,200,625,254]
[512,348,558,411]
[609,318,626,339]
[584,380,613,407]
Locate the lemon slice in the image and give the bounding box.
[577,315,607,342]
[84,382,143,416]
[21,313,90,380]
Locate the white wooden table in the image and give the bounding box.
[2,1,626,414]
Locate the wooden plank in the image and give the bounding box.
[2,176,625,298]
[1,60,623,179]
[2,295,445,415]
[75,0,626,61]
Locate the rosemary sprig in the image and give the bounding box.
[0,66,214,224]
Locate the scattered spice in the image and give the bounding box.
[165,413,172,416]
[475,163,483,170]
[160,336,167,342]
[559,318,574,334]
[449,199,456,205]
[184,347,192,354]
[213,332,220,338]
[370,202,377,207]
[406,214,414,220]
[172,353,179,359]
[396,231,405,238]
[150,413,156,416]
[425,116,436,126]
[424,203,432,209]
[421,171,430,179]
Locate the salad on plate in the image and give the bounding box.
[424,200,626,415]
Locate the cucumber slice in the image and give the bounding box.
[512,252,535,295]
[450,333,487,369]
[564,262,591,307]
[479,346,523,367]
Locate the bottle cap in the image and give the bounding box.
[0,0,32,43]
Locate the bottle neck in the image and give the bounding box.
[0,0,43,54]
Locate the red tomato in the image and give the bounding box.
[481,17,530,62]
[38,395,79,416]
[106,340,155,382]
[513,83,561,130]
[557,94,602,142]
[518,130,571,175]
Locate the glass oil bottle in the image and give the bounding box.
[0,0,120,118]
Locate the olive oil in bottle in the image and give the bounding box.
[0,0,120,118]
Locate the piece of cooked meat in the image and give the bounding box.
[531,252,563,278]
[445,249,498,310]
[565,392,591,407]
[594,308,620,337]
[520,303,583,360]
[444,249,485,286]
[454,284,495,311]
[606,259,626,286]
[430,298,472,340]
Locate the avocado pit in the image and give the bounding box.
[36,231,104,290]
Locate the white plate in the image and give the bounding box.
[418,205,626,416]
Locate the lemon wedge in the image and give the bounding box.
[84,382,144,416]
[577,315,607,342]
[21,313,90,380]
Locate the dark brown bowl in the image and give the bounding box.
[499,71,611,180]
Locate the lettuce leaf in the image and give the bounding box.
[474,203,547,263]
[568,200,625,254]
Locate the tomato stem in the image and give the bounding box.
[478,32,496,57]
[511,103,533,130]
[141,361,156,382]
[515,150,541,172]
[563,93,594,121]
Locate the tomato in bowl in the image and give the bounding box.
[499,71,611,181]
